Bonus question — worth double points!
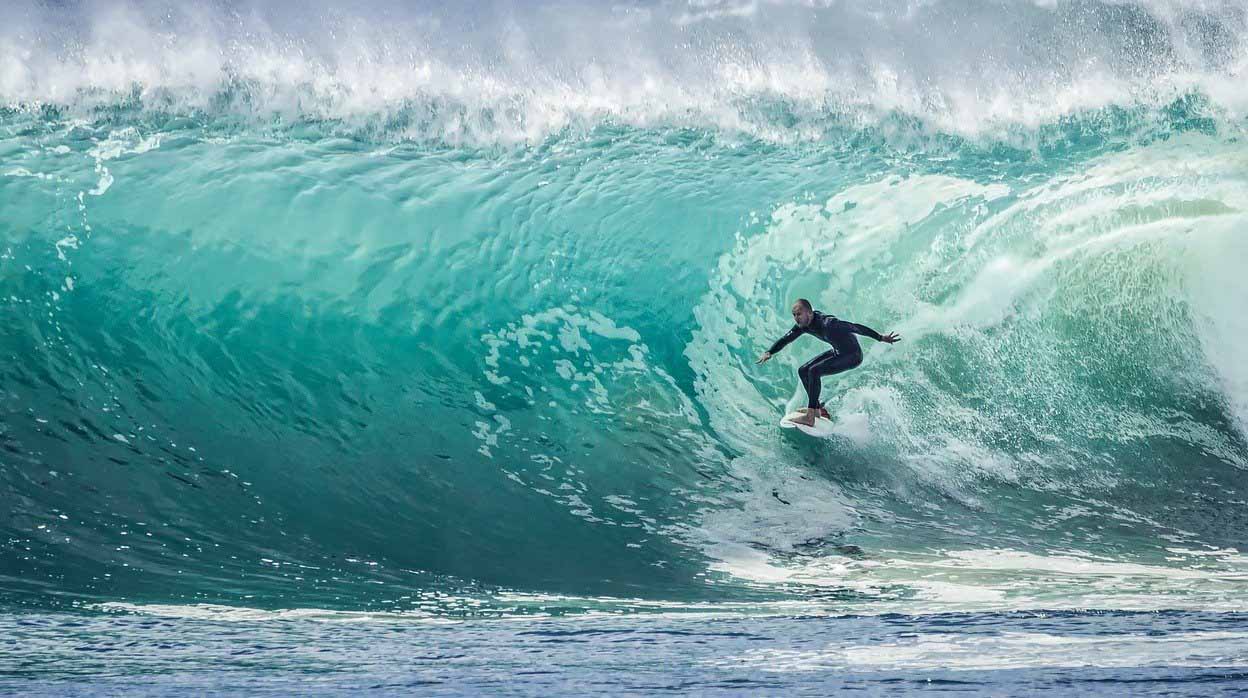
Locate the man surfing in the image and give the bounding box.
[756,299,900,427]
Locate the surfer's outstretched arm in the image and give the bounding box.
[757,325,801,363]
[840,320,901,344]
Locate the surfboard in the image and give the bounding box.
[780,411,837,438]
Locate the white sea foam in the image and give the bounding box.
[3,1,1248,143]
[720,629,1248,672]
[705,545,1248,614]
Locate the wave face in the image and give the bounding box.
[3,0,1248,616]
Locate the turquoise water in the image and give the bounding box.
[3,0,1248,693]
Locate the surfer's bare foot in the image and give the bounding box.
[792,408,818,427]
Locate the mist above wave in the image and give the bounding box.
[3,0,1246,143]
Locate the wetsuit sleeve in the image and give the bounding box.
[840,320,884,341]
[767,325,803,355]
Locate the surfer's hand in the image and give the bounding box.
[881,332,901,344]
[756,351,772,364]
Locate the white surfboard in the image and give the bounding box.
[780,411,837,438]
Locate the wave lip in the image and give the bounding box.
[3,1,1248,143]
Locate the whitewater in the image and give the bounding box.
[3,0,1248,694]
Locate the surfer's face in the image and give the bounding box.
[792,304,813,327]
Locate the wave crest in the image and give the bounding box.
[4,0,1248,144]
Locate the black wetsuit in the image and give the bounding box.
[767,310,884,409]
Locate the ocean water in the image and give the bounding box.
[3,0,1248,694]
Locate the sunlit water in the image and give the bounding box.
[3,0,1248,693]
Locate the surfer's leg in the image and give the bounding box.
[797,350,839,412]
[800,350,863,409]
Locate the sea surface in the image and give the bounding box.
[3,0,1248,694]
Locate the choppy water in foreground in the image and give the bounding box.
[5,609,1248,696]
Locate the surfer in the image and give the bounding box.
[756,299,900,427]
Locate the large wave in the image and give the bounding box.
[2,0,1247,617]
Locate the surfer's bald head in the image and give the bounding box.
[791,298,814,327]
